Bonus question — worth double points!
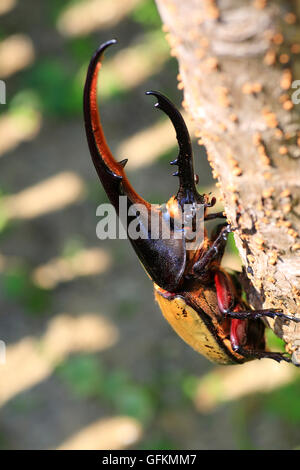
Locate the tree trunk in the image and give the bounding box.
[155,0,300,363]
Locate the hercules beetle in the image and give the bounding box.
[84,39,300,365]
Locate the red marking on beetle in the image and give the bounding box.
[214,272,232,312]
[230,318,247,350]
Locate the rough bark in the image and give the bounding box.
[155,0,300,363]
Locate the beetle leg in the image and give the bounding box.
[213,271,296,363]
[214,270,300,323]
[193,223,231,274]
[223,308,300,323]
[205,212,227,221]
[231,345,293,363]
[231,315,294,363]
[230,317,293,363]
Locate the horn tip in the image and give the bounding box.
[94,39,117,60]
[104,38,118,47]
[145,91,162,110]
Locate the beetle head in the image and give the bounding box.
[84,40,214,292]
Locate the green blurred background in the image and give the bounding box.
[0,0,299,450]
